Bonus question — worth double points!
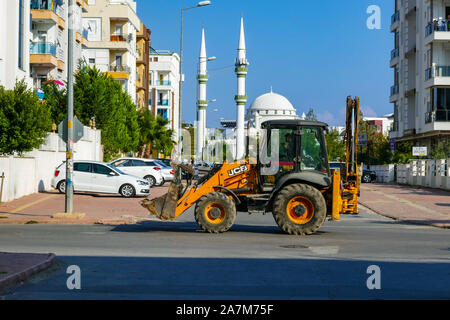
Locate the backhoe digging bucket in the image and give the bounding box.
[140,162,195,221]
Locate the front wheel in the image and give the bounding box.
[362,174,372,183]
[195,192,236,234]
[119,184,136,198]
[272,184,326,235]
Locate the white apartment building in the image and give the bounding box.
[390,0,450,150]
[0,0,33,90]
[30,0,88,91]
[82,0,140,103]
[149,50,180,143]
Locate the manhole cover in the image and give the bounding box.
[280,245,309,249]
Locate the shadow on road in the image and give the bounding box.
[4,255,450,300]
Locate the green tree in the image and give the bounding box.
[42,80,67,124]
[73,63,140,161]
[0,81,52,155]
[391,141,414,164]
[305,108,318,121]
[325,129,345,161]
[430,138,450,160]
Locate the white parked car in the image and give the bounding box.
[109,157,164,187]
[150,160,175,185]
[51,161,150,198]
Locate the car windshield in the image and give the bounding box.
[107,164,125,175]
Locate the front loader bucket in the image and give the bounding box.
[140,181,180,221]
[140,161,194,221]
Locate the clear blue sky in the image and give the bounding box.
[138,0,394,127]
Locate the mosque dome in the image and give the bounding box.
[247,91,297,117]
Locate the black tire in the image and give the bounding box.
[57,180,66,194]
[195,192,236,234]
[272,183,326,235]
[157,179,165,186]
[144,175,156,187]
[362,174,372,183]
[119,184,136,198]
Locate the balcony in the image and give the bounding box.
[390,48,399,67]
[156,80,171,86]
[425,65,450,88]
[76,30,89,47]
[76,0,88,12]
[158,99,169,106]
[425,20,450,45]
[106,65,130,80]
[110,33,132,42]
[30,0,65,29]
[425,110,450,123]
[30,42,58,67]
[390,84,399,96]
[390,11,399,32]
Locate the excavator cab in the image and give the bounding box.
[259,120,330,192]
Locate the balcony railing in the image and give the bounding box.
[425,110,450,123]
[109,65,130,73]
[391,48,399,60]
[158,99,169,106]
[110,33,133,42]
[156,80,171,86]
[426,20,450,36]
[425,65,450,80]
[30,42,56,55]
[391,11,399,25]
[31,0,62,11]
[390,84,399,96]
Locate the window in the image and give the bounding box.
[92,164,114,175]
[300,127,327,172]
[112,159,132,167]
[157,109,168,120]
[74,163,91,173]
[131,160,146,167]
[89,58,95,64]
[18,0,24,69]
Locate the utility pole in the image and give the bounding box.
[65,0,74,213]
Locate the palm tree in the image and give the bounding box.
[137,110,175,158]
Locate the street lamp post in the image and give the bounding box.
[178,1,211,162]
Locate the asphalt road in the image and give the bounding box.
[1,206,449,300]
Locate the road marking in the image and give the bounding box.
[308,246,340,255]
[10,195,57,213]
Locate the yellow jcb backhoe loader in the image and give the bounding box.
[141,96,360,235]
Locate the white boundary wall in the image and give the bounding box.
[0,127,102,202]
[365,159,450,191]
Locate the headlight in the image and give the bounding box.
[137,180,149,186]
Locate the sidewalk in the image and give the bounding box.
[0,252,56,292]
[359,183,450,228]
[0,186,168,225]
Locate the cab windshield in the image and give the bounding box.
[300,127,328,173]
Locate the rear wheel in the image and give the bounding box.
[144,175,156,187]
[57,180,66,194]
[273,183,326,235]
[362,174,372,183]
[195,192,236,234]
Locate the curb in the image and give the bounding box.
[0,253,56,292]
[359,203,449,229]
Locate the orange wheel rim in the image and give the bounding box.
[286,196,314,224]
[205,203,226,225]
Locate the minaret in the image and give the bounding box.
[235,16,249,160]
[196,26,208,162]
